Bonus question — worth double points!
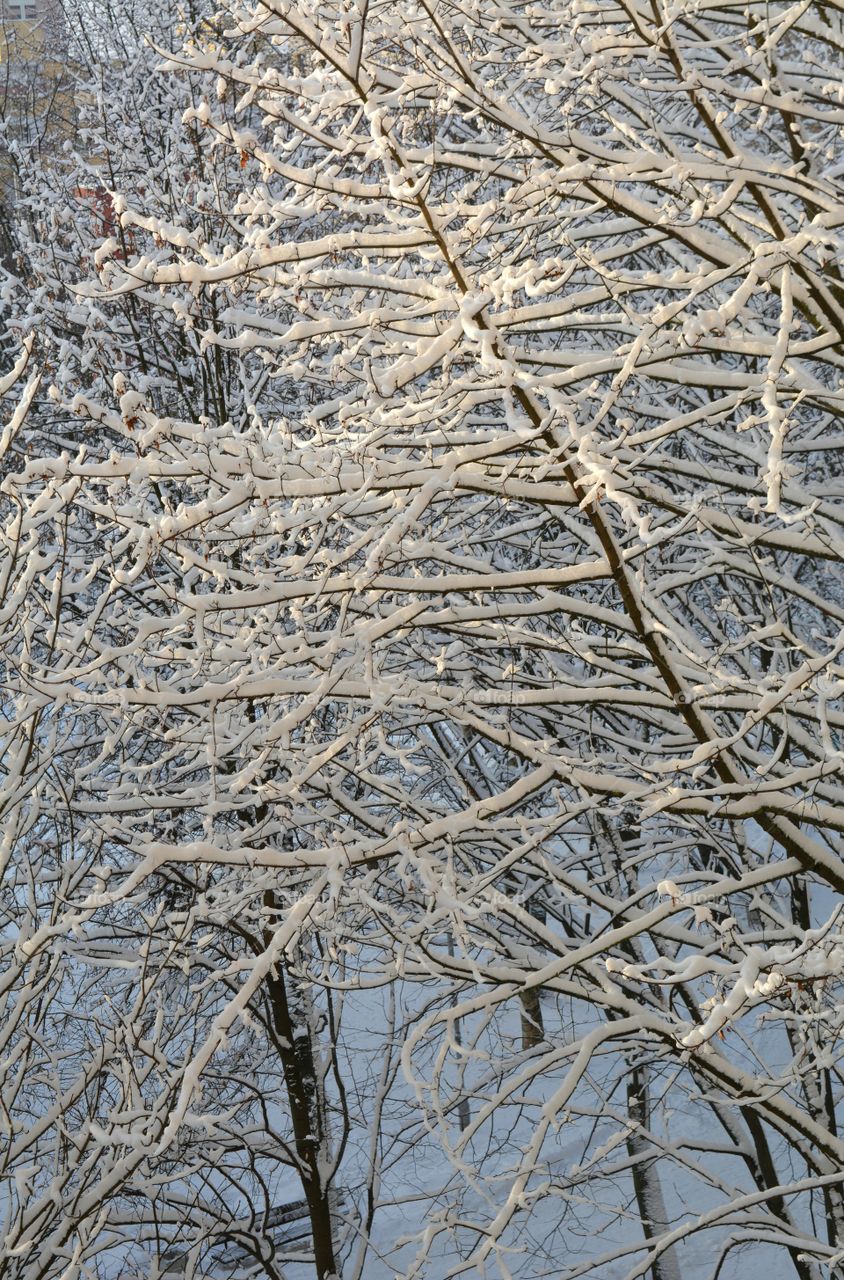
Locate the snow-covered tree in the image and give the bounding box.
[2,0,844,1277]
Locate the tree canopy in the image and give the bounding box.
[1,1,844,1277]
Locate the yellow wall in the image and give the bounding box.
[0,13,48,63]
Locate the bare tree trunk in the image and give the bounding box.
[263,936,340,1280]
[447,932,471,1131]
[519,986,544,1051]
[626,1062,682,1280]
[520,897,545,1050]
